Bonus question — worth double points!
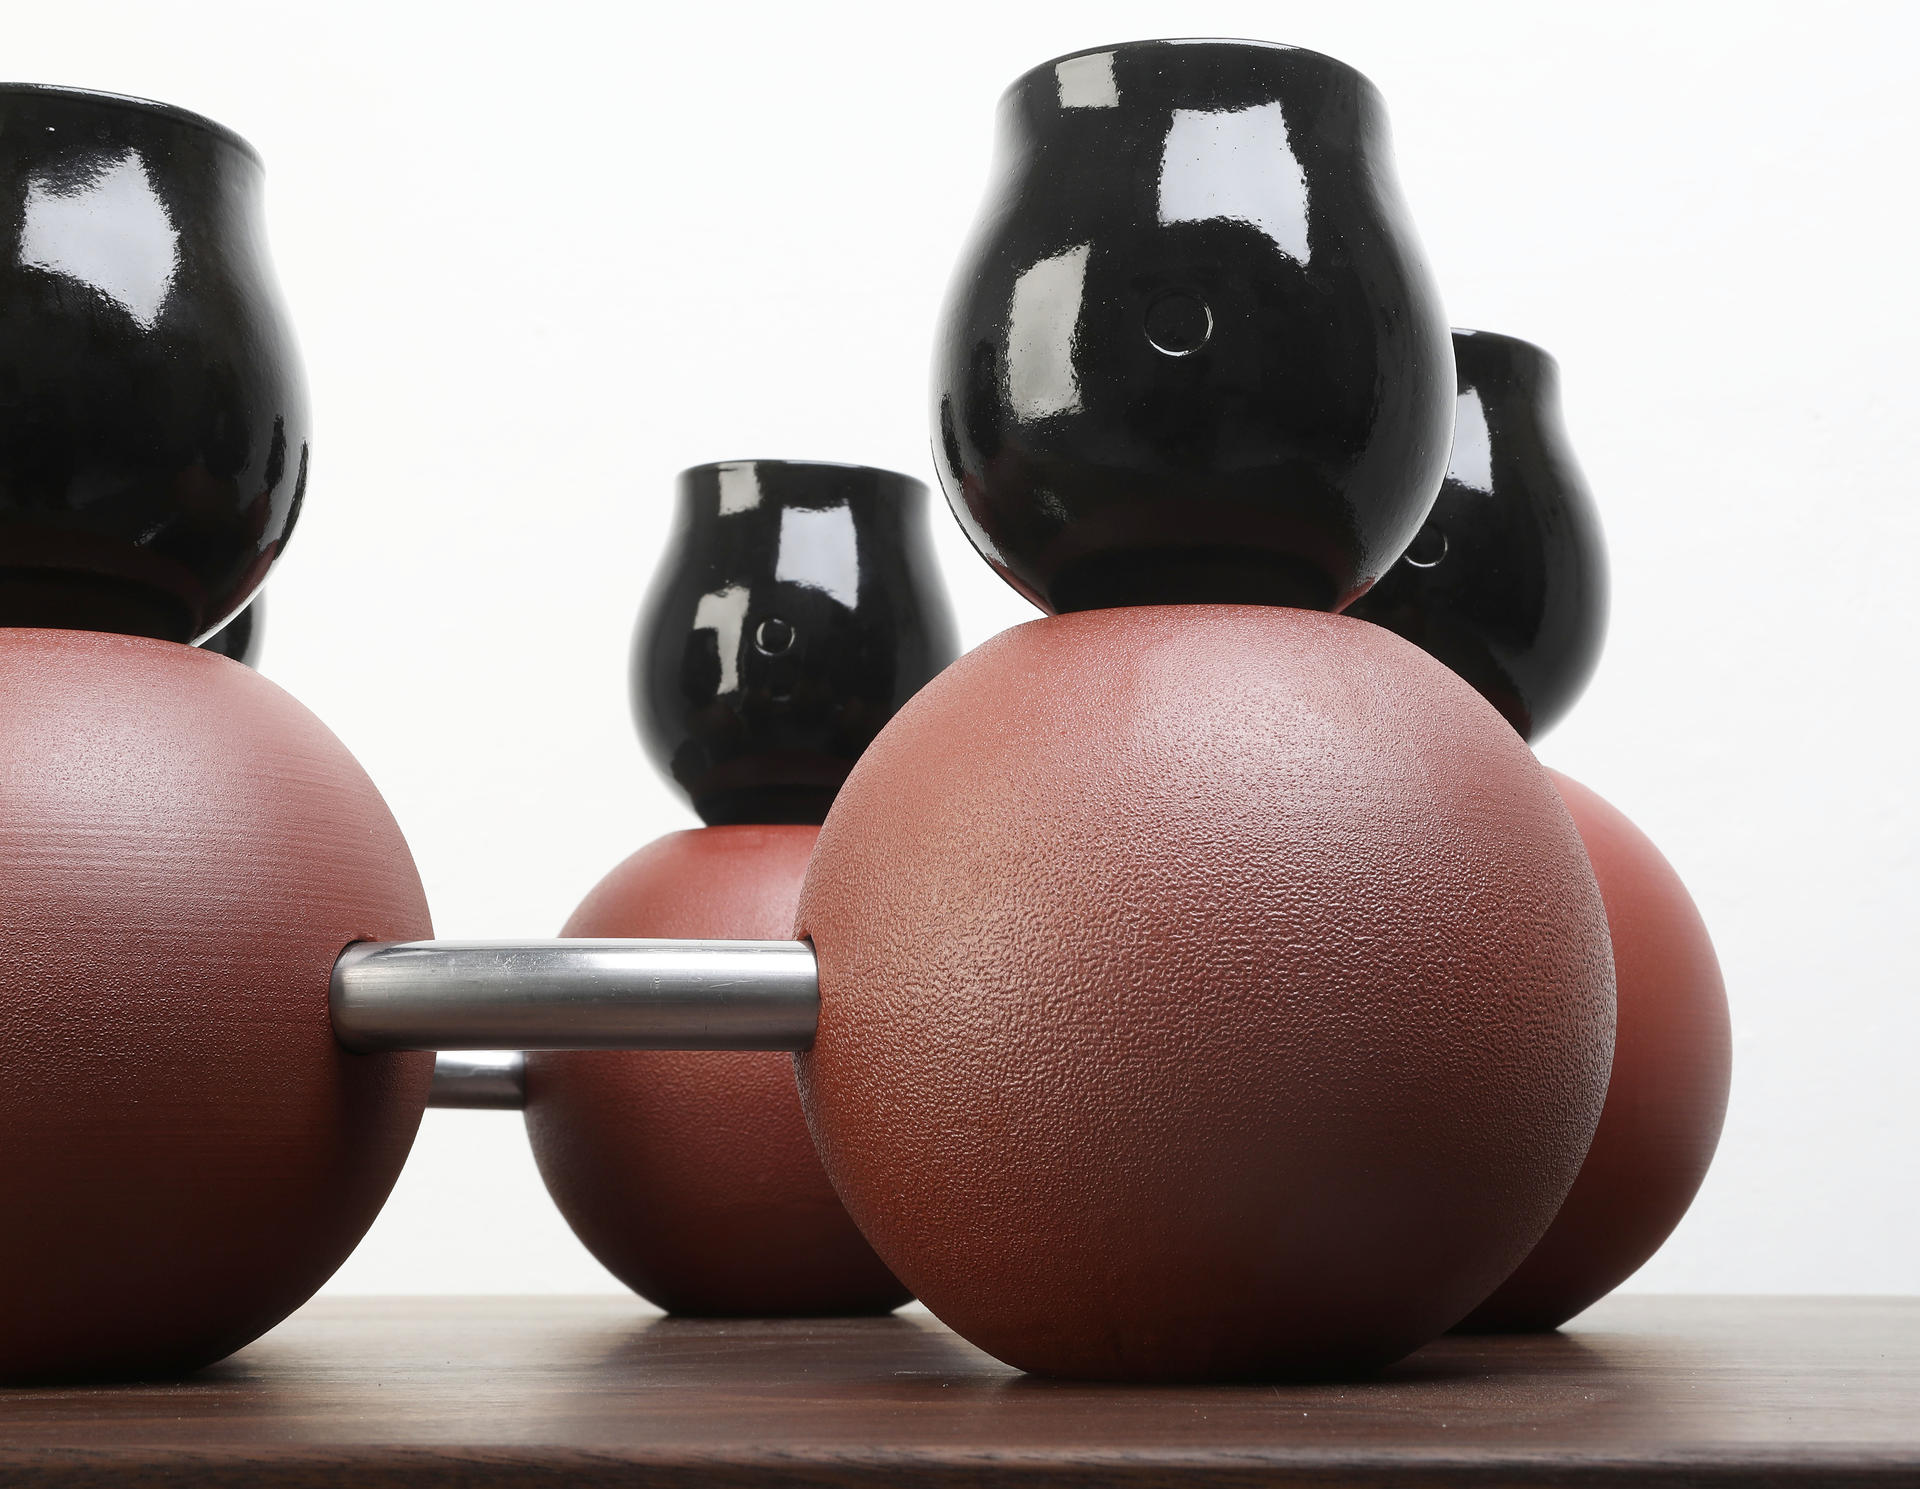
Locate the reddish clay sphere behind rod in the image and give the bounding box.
[1456,771,1731,1332]
[525,827,908,1316]
[796,606,1617,1381]
[0,629,433,1384]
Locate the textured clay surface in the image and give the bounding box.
[0,629,433,1384]
[796,606,1617,1381]
[525,827,908,1316]
[1456,771,1731,1332]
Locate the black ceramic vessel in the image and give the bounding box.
[634,461,960,826]
[932,39,1453,614]
[198,594,263,667]
[0,85,307,642]
[1347,330,1608,739]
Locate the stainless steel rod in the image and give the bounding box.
[427,1052,528,1110]
[331,939,819,1053]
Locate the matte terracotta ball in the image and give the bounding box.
[0,629,432,1384]
[795,606,1617,1381]
[525,826,908,1316]
[1456,771,1731,1332]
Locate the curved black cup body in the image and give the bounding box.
[634,461,961,826]
[0,85,308,642]
[1348,330,1608,739]
[932,39,1453,614]
[198,594,262,667]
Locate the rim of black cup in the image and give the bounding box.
[680,459,928,488]
[1008,38,1384,107]
[0,82,260,164]
[1452,327,1561,378]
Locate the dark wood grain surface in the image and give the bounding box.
[0,1295,1914,1486]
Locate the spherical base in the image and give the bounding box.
[1454,771,1730,1332]
[525,826,908,1317]
[0,630,432,1383]
[795,607,1616,1380]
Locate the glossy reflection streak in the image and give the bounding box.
[1347,330,1608,739]
[0,85,308,642]
[933,40,1454,614]
[633,461,959,826]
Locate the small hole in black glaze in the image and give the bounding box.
[1144,290,1212,357]
[1402,526,1448,569]
[754,616,796,655]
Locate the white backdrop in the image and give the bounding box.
[12,1,1916,1299]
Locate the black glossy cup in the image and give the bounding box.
[0,85,307,642]
[1347,330,1609,740]
[932,40,1453,614]
[632,461,960,826]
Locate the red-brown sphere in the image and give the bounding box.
[1456,771,1731,1331]
[525,826,908,1316]
[795,606,1617,1380]
[0,629,432,1384]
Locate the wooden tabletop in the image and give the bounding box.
[0,1295,1914,1486]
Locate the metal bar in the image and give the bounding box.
[427,1052,527,1110]
[331,939,819,1054]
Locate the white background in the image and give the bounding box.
[13,1,1916,1300]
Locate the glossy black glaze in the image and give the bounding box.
[198,594,262,667]
[932,40,1453,614]
[0,85,308,643]
[634,462,960,826]
[1347,330,1608,739]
